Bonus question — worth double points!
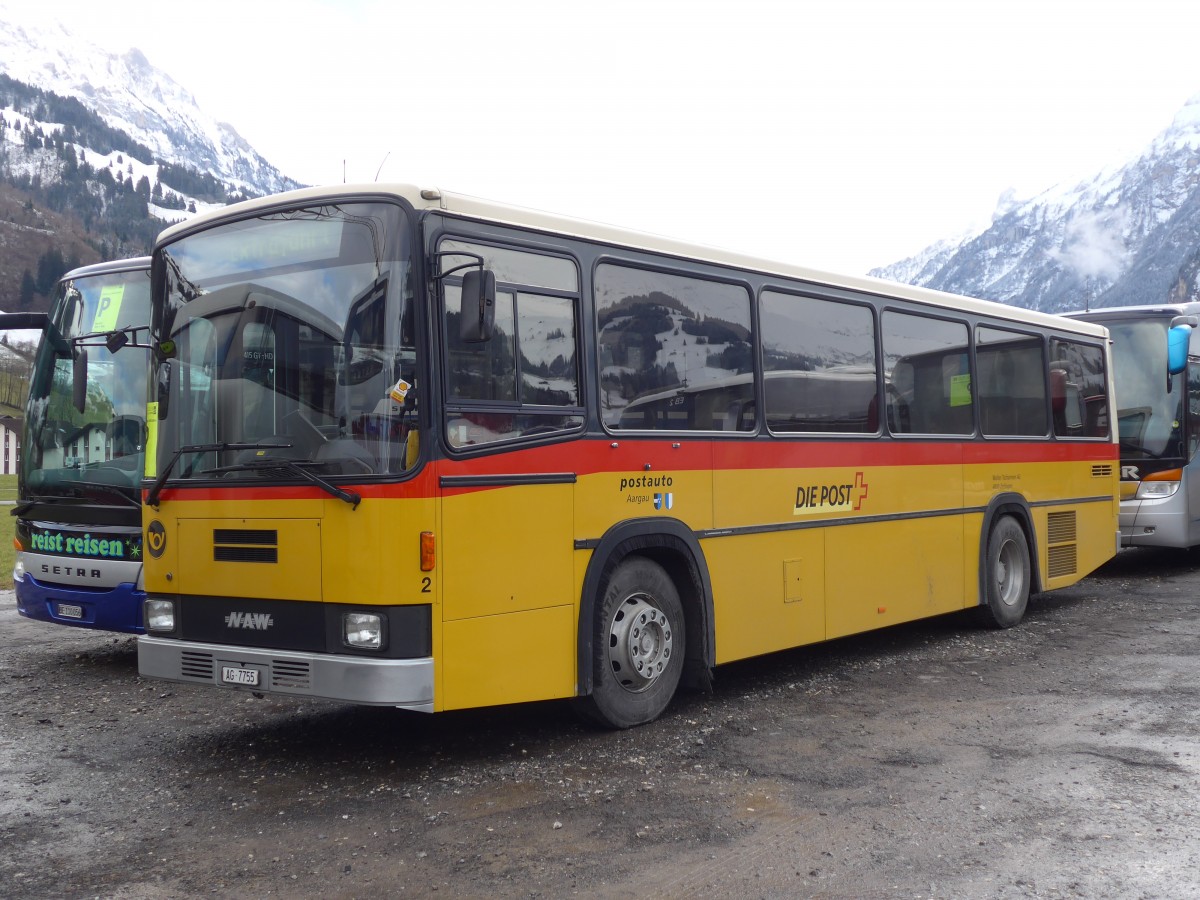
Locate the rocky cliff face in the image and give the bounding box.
[872,95,1200,312]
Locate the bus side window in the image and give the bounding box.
[882,311,970,436]
[597,263,753,432]
[1050,338,1108,438]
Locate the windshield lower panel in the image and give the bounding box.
[154,202,417,482]
[22,267,151,500]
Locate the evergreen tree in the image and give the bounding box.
[35,248,66,294]
[19,269,36,308]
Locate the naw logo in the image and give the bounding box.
[224,611,274,630]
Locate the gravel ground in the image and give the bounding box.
[2,545,1199,898]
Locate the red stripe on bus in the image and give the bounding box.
[147,438,1114,504]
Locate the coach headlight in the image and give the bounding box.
[1136,469,1182,500]
[144,598,177,633]
[343,612,385,650]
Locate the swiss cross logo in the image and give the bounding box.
[851,471,869,510]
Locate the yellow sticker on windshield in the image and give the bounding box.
[144,402,159,478]
[92,285,124,332]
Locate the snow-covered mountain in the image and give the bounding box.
[872,94,1200,313]
[0,3,302,198]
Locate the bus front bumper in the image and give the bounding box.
[1120,497,1191,548]
[137,636,434,711]
[16,577,145,634]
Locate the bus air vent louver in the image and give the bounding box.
[1046,511,1078,578]
[271,659,312,690]
[1048,544,1077,578]
[1092,464,1114,477]
[213,529,279,563]
[180,650,215,681]
[1046,511,1077,545]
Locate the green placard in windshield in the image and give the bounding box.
[92,285,125,332]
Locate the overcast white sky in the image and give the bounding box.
[25,0,1200,273]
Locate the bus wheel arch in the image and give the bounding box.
[576,521,715,727]
[975,495,1038,628]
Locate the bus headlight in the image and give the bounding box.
[144,598,177,632]
[1136,469,1182,500]
[12,552,25,583]
[343,612,384,650]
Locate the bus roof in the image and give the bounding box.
[1067,301,1200,320]
[59,256,152,281]
[157,184,1108,340]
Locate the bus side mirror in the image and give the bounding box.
[1167,323,1192,375]
[0,313,72,357]
[0,311,48,332]
[459,269,495,343]
[72,348,87,414]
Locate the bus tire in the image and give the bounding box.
[975,515,1031,629]
[578,556,685,729]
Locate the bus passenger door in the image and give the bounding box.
[432,243,585,712]
[438,476,576,711]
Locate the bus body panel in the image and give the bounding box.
[704,531,826,663]
[440,605,576,710]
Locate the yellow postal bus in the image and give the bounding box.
[137,184,1131,727]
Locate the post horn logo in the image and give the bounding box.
[146,520,167,558]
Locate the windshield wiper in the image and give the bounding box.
[204,458,361,509]
[12,484,140,515]
[145,441,292,508]
[72,481,142,509]
[11,492,86,516]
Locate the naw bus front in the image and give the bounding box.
[4,258,151,633]
[137,196,439,708]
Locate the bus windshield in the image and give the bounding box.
[23,265,151,499]
[153,202,417,481]
[1105,318,1185,460]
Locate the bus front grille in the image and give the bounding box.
[174,650,311,691]
[212,529,279,564]
[181,650,215,681]
[271,660,312,690]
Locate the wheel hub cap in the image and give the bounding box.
[608,594,673,692]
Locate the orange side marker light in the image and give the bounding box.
[420,531,436,572]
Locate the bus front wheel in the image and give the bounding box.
[579,557,685,729]
[976,516,1031,629]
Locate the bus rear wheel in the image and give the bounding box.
[975,515,1031,629]
[579,557,685,729]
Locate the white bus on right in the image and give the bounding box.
[1069,302,1200,548]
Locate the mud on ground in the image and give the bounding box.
[1,546,1198,898]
